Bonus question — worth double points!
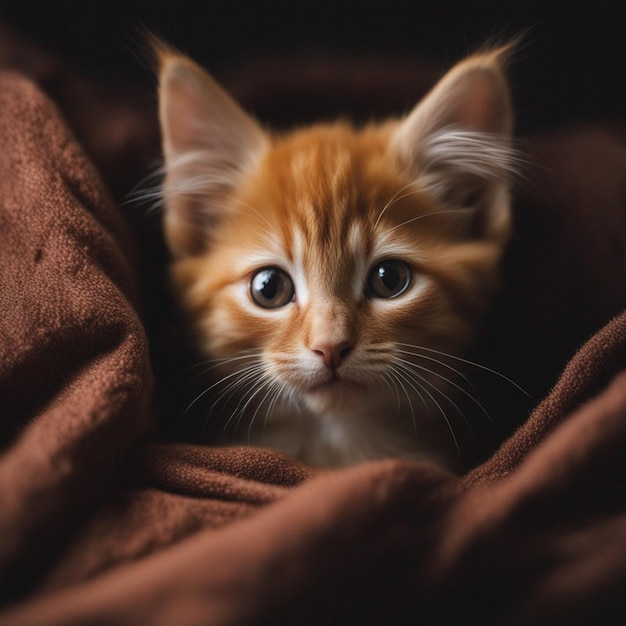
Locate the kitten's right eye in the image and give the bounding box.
[250,267,295,309]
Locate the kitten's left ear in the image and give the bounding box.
[156,42,269,258]
[390,46,515,240]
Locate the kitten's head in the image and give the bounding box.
[156,45,515,463]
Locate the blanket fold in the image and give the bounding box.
[1,24,626,626]
[0,71,152,601]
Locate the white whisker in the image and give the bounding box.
[389,208,473,233]
[391,361,460,454]
[234,200,280,240]
[384,371,404,420]
[264,380,289,432]
[182,352,263,383]
[201,367,266,439]
[396,348,475,390]
[232,376,274,435]
[393,358,474,434]
[396,342,530,397]
[246,378,280,442]
[210,366,264,410]
[386,366,417,436]
[394,355,493,424]
[221,375,268,435]
[373,180,421,229]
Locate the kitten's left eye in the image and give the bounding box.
[250,267,295,308]
[367,260,412,299]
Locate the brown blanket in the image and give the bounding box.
[1,22,626,626]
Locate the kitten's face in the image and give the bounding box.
[157,44,514,466]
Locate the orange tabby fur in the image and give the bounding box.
[156,44,515,467]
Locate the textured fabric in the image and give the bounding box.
[1,22,626,626]
[0,70,153,601]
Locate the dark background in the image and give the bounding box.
[1,0,625,134]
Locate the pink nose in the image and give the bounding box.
[311,341,354,370]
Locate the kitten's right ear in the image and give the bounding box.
[155,41,269,258]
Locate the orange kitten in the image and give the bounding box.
[156,44,515,468]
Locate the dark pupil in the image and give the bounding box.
[259,271,279,300]
[378,264,400,291]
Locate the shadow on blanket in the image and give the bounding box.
[1,14,626,626]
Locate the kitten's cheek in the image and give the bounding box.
[204,304,279,355]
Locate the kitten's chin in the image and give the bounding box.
[302,379,370,415]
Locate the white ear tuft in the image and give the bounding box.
[390,47,515,240]
[158,51,269,258]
